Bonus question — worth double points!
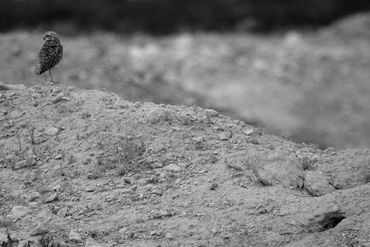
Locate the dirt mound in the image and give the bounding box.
[1,83,369,246]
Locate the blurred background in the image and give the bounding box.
[1,0,370,149]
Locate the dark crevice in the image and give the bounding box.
[319,212,346,231]
[0,235,19,247]
[307,211,346,232]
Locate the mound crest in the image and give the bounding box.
[0,83,369,246]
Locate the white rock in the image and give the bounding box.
[45,127,59,136]
[304,171,335,196]
[243,128,255,136]
[193,136,204,142]
[147,108,170,123]
[205,109,218,117]
[165,232,174,239]
[8,110,24,119]
[264,231,284,243]
[57,207,68,218]
[252,152,304,189]
[165,164,181,172]
[29,222,50,236]
[13,160,28,170]
[118,227,128,234]
[54,154,63,160]
[85,237,105,247]
[44,193,59,203]
[8,206,31,219]
[218,132,231,140]
[69,229,83,242]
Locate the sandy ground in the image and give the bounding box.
[1,83,369,246]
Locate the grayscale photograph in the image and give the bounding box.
[0,1,370,246]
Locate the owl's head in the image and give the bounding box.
[43,31,60,43]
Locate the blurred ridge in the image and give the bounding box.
[1,0,370,34]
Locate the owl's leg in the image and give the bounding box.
[44,73,47,82]
[49,70,54,82]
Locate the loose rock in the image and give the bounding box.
[13,160,28,170]
[304,171,336,196]
[165,232,174,239]
[44,193,59,203]
[69,229,83,242]
[210,183,219,190]
[165,163,182,172]
[243,128,255,136]
[29,222,50,236]
[193,136,204,143]
[8,206,31,220]
[205,109,218,118]
[85,237,104,247]
[147,108,170,123]
[57,207,68,218]
[150,210,173,219]
[252,152,304,189]
[0,81,10,91]
[218,132,231,140]
[54,154,63,160]
[118,227,128,235]
[45,127,60,136]
[264,231,284,244]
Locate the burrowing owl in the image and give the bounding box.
[35,31,63,82]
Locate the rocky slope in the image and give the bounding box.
[0,83,369,247]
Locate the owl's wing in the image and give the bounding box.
[55,44,63,64]
[35,43,51,75]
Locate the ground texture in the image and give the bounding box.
[0,83,369,246]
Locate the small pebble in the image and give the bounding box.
[243,128,255,135]
[29,222,50,236]
[85,237,103,247]
[45,127,60,136]
[193,136,204,142]
[57,207,68,218]
[165,232,174,239]
[118,227,128,234]
[69,229,83,242]
[54,154,63,160]
[218,132,231,140]
[210,183,219,190]
[13,160,28,170]
[44,193,59,203]
[85,186,96,192]
[165,164,181,172]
